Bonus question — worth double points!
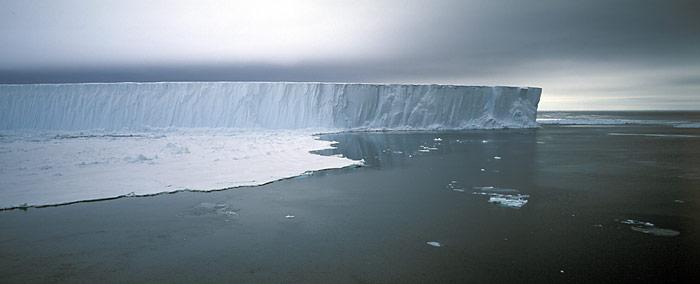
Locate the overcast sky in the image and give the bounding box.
[1,0,699,110]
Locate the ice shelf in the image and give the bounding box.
[0,82,541,131]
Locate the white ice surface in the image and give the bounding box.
[0,129,360,209]
[0,82,541,131]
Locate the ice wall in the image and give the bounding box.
[0,82,541,130]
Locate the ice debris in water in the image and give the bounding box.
[630,226,680,237]
[418,145,438,153]
[621,219,654,227]
[620,219,680,237]
[485,194,529,208]
[426,241,442,247]
[472,187,528,208]
[473,186,519,193]
[447,181,465,192]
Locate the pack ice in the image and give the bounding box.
[0,82,541,209]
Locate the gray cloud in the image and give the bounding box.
[1,0,699,109]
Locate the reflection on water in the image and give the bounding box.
[318,130,539,210]
[320,130,538,171]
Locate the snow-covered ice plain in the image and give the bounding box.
[0,82,541,209]
[0,130,360,209]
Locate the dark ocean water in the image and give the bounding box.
[1,112,699,283]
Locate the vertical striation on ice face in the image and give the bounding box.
[0,82,541,131]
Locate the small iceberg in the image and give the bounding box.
[620,219,680,237]
[472,187,529,208]
[446,181,465,192]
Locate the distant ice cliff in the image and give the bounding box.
[0,82,541,131]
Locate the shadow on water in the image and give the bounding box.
[317,130,538,171]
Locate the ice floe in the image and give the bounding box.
[446,181,466,192]
[620,219,680,237]
[472,187,529,208]
[0,130,361,209]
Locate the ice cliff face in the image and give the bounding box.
[0,82,541,130]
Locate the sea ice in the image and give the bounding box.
[0,129,361,209]
[472,187,529,208]
[621,219,680,237]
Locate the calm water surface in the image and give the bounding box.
[1,116,699,282]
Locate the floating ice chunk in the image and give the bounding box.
[620,219,680,237]
[446,181,465,192]
[487,194,529,208]
[473,186,494,191]
[426,241,442,247]
[473,186,519,193]
[621,219,654,227]
[472,189,529,208]
[630,226,680,237]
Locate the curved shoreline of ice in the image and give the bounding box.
[0,82,541,131]
[0,129,362,210]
